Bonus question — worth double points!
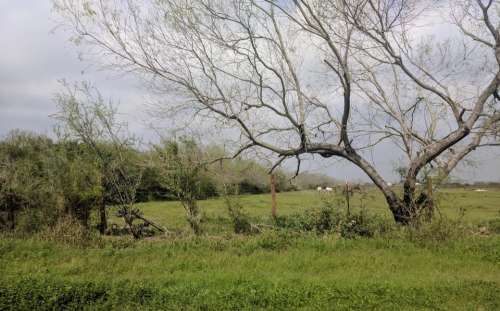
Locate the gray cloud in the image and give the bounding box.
[0,1,148,136]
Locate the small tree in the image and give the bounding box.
[152,139,208,235]
[49,141,102,229]
[54,82,160,238]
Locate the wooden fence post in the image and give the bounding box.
[270,174,277,218]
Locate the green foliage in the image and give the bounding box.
[50,141,103,227]
[0,131,108,233]
[0,128,315,236]
[274,205,339,233]
[0,277,499,310]
[217,183,254,234]
[292,172,338,190]
[339,212,392,239]
[402,217,469,245]
[274,200,391,238]
[0,131,61,232]
[152,138,208,234]
[2,117,500,311]
[1,185,499,309]
[487,218,500,234]
[0,279,499,310]
[224,196,253,234]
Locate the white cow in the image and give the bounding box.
[316,186,323,191]
[325,187,333,192]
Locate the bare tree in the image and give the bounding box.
[53,0,500,224]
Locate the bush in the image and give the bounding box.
[223,196,254,234]
[339,212,391,239]
[274,203,339,233]
[487,218,500,234]
[274,202,392,238]
[38,216,100,248]
[12,203,60,235]
[403,217,468,244]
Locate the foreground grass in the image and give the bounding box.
[1,187,500,310]
[1,233,500,310]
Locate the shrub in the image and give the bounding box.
[403,217,468,244]
[38,216,100,247]
[487,218,500,234]
[339,212,392,239]
[274,202,340,233]
[224,197,254,234]
[275,201,393,238]
[12,203,60,235]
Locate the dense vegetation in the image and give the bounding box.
[0,130,337,235]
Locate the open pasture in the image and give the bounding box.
[126,186,500,233]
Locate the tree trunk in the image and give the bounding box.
[391,201,434,224]
[123,211,141,239]
[98,197,107,234]
[344,152,435,225]
[7,204,15,230]
[183,199,202,235]
[391,203,415,224]
[386,177,435,225]
[6,194,19,230]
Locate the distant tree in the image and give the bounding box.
[395,166,407,184]
[292,172,338,190]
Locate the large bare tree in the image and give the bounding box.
[53,0,500,224]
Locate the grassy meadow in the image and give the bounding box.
[127,187,500,231]
[1,187,500,310]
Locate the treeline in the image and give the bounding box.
[0,83,339,237]
[0,130,335,235]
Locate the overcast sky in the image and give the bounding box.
[0,1,149,134]
[0,1,499,182]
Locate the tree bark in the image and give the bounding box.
[98,196,107,234]
[183,199,202,235]
[385,177,434,225]
[7,204,15,231]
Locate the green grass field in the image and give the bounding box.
[127,187,500,232]
[1,187,500,310]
